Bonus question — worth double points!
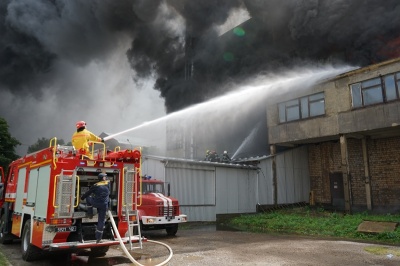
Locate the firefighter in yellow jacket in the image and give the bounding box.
[72,121,104,154]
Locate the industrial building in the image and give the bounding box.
[267,58,400,213]
[104,57,400,222]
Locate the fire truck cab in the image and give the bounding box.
[138,176,187,236]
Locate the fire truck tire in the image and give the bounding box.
[166,224,178,236]
[0,213,12,244]
[90,246,109,257]
[21,220,43,261]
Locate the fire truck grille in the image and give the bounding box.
[158,206,178,217]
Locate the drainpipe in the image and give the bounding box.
[164,160,169,183]
[256,168,260,210]
[340,135,352,214]
[270,144,277,206]
[362,137,372,210]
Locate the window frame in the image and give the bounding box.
[278,92,325,123]
[350,71,400,109]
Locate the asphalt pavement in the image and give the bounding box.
[1,223,400,265]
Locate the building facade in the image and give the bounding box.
[267,58,400,213]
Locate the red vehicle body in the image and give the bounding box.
[138,177,187,236]
[0,139,186,261]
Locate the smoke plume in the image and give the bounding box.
[0,0,399,156]
[142,0,400,112]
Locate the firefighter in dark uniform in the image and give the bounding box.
[221,151,231,163]
[80,173,110,243]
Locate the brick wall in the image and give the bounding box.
[368,137,400,207]
[308,136,400,211]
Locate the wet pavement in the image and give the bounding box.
[2,223,400,265]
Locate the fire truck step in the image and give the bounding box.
[48,237,146,251]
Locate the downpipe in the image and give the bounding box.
[107,211,173,266]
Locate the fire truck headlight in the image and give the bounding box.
[181,217,187,222]
[146,218,155,224]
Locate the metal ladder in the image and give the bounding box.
[54,170,77,218]
[124,169,142,250]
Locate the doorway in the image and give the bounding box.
[330,172,345,209]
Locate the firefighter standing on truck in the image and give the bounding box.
[80,173,110,243]
[72,120,104,154]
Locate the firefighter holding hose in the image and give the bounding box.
[72,120,104,155]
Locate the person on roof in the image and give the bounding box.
[205,150,220,162]
[72,120,104,154]
[221,151,231,163]
[80,173,110,243]
[204,150,211,161]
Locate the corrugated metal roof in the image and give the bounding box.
[142,154,259,170]
[233,154,273,162]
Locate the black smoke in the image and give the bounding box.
[134,0,400,113]
[2,0,399,110]
[1,0,399,157]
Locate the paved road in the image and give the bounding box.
[1,224,400,265]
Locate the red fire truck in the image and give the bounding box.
[138,175,187,236]
[0,139,186,261]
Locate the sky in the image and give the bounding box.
[1,0,399,156]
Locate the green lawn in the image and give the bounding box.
[0,250,10,266]
[228,206,400,245]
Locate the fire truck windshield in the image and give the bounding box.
[142,183,164,194]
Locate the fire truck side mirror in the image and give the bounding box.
[0,167,3,197]
[167,183,170,197]
[0,167,4,184]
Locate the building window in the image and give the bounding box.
[278,92,325,123]
[350,72,400,108]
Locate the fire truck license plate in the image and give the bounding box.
[55,226,77,232]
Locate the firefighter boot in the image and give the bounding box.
[86,206,93,219]
[95,229,103,243]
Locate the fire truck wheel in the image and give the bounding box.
[166,224,178,236]
[90,246,109,257]
[0,212,12,244]
[21,220,43,261]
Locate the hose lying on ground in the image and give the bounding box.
[107,210,173,266]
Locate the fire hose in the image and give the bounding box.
[107,211,173,266]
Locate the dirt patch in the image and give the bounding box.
[357,221,398,233]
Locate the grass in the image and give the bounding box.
[228,206,400,245]
[0,251,10,266]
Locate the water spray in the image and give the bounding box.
[231,122,261,159]
[103,66,355,157]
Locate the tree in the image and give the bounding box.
[27,138,65,153]
[0,117,21,171]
